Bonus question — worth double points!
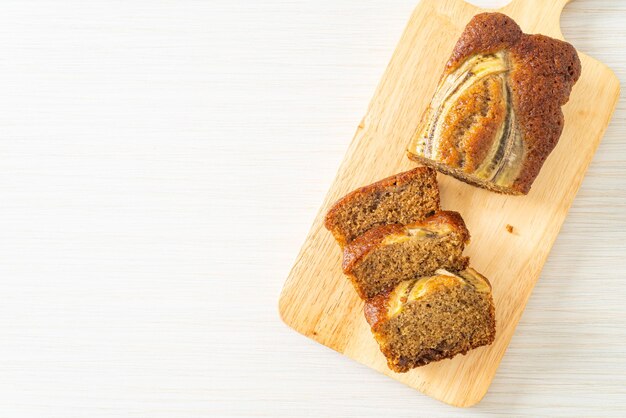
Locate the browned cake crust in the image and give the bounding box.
[407,12,581,195]
[342,211,470,299]
[365,269,496,372]
[324,167,440,247]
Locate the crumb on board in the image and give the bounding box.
[506,224,514,234]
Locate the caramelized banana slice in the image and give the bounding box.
[412,51,523,187]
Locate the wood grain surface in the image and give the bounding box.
[0,0,625,416]
[279,0,619,407]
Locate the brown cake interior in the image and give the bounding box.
[365,269,496,373]
[343,211,469,299]
[324,167,440,247]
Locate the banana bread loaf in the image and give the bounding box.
[343,211,470,299]
[407,12,581,195]
[324,167,440,247]
[365,268,496,372]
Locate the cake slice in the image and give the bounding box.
[406,12,581,195]
[324,167,440,247]
[342,211,469,299]
[365,268,496,372]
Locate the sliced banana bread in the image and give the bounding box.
[365,268,496,372]
[324,167,440,247]
[342,211,470,299]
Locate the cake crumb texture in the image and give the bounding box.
[324,167,440,247]
[364,269,496,372]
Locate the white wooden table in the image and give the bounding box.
[0,0,624,416]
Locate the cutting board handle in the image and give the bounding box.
[500,0,572,40]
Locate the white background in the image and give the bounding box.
[0,0,624,416]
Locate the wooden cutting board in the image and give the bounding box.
[278,0,619,407]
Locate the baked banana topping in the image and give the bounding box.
[407,13,581,195]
